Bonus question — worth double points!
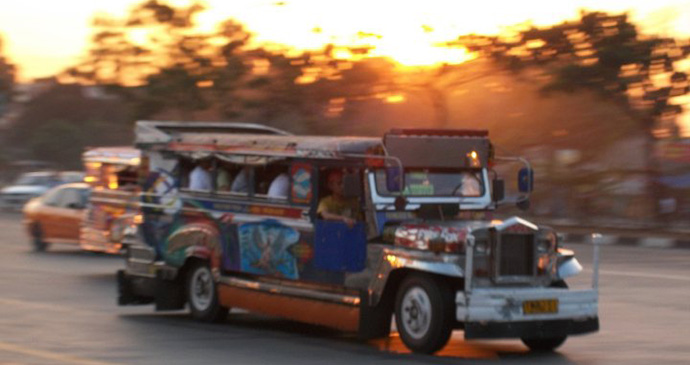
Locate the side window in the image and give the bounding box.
[57,188,84,209]
[42,188,62,207]
[216,160,249,195]
[255,163,290,200]
[316,168,363,222]
[181,158,213,192]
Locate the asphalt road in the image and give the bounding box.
[0,212,688,364]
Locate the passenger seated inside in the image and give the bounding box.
[188,159,213,191]
[216,160,242,192]
[267,171,289,199]
[230,166,250,194]
[317,170,360,228]
[459,172,481,196]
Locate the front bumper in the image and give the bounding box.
[456,287,599,339]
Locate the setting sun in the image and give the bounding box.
[1,0,690,80]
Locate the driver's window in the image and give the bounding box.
[57,188,83,209]
[42,189,62,207]
[316,168,362,223]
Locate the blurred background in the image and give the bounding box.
[1,0,689,227]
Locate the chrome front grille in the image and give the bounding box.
[493,233,536,282]
[498,234,535,276]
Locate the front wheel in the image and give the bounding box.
[521,336,567,351]
[521,280,569,351]
[186,262,228,323]
[394,274,454,354]
[31,223,48,252]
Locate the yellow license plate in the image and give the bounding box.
[523,299,558,314]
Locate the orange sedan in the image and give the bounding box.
[23,183,90,251]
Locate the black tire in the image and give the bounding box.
[394,273,454,354]
[31,223,48,252]
[521,336,568,352]
[521,280,569,352]
[185,262,228,323]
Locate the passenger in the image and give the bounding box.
[216,167,232,192]
[317,170,360,228]
[459,172,481,196]
[188,160,213,191]
[230,166,250,194]
[267,172,289,199]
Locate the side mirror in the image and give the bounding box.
[518,168,534,193]
[385,167,403,192]
[492,179,505,202]
[342,172,362,198]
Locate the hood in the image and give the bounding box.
[1,185,50,195]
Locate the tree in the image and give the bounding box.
[0,36,16,116]
[462,12,690,219]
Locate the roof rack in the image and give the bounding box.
[135,120,293,145]
[387,128,489,137]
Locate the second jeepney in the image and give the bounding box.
[118,121,600,354]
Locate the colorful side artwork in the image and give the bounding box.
[291,163,312,204]
[238,220,300,279]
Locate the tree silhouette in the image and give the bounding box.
[458,12,690,219]
[0,36,15,117]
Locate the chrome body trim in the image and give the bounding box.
[367,245,464,306]
[219,276,360,306]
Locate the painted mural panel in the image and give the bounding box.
[238,220,300,279]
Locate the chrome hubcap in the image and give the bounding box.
[190,267,213,311]
[401,287,432,339]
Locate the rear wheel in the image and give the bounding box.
[521,280,568,351]
[186,262,228,323]
[31,223,48,252]
[394,274,454,354]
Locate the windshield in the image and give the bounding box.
[375,169,484,197]
[14,174,55,186]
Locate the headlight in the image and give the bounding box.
[538,232,557,253]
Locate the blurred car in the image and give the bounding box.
[0,172,62,210]
[58,171,86,184]
[23,183,90,251]
[0,171,86,210]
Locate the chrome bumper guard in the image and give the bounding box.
[457,233,602,338]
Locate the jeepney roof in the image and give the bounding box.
[82,147,140,166]
[166,133,383,159]
[135,121,382,159]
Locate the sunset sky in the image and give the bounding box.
[1,0,689,81]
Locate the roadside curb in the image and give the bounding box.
[561,233,690,250]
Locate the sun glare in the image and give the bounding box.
[2,0,690,80]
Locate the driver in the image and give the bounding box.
[317,170,360,228]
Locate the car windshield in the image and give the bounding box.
[375,169,484,197]
[14,174,54,186]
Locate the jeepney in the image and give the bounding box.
[118,121,600,354]
[81,147,141,253]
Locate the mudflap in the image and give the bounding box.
[153,270,185,311]
[357,291,392,340]
[117,270,154,305]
